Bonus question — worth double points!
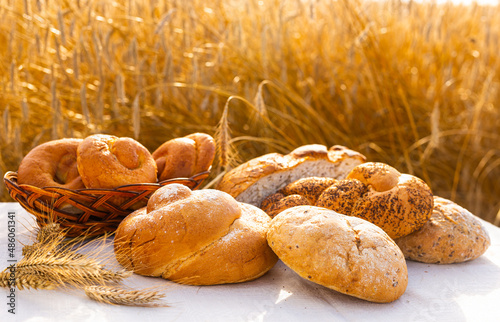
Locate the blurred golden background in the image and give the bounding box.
[1,0,499,225]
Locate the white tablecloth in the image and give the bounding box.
[1,202,499,322]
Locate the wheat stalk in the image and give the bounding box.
[84,285,168,307]
[0,270,56,290]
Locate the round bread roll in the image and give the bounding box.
[17,138,85,190]
[267,206,408,303]
[114,184,278,285]
[395,196,491,264]
[152,133,215,181]
[342,162,434,239]
[77,134,157,189]
[216,145,366,207]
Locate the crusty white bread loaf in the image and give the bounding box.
[216,145,366,207]
[114,184,278,285]
[395,196,491,264]
[267,206,408,303]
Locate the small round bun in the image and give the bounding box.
[152,133,215,181]
[77,134,157,189]
[114,184,278,285]
[17,138,85,190]
[395,196,491,264]
[267,206,408,303]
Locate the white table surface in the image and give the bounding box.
[1,202,499,322]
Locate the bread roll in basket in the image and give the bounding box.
[4,134,214,237]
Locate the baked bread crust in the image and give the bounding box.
[216,145,366,206]
[114,184,278,285]
[395,196,491,264]
[260,163,433,239]
[17,138,85,190]
[267,206,408,303]
[152,133,215,181]
[261,177,337,217]
[77,134,157,189]
[344,163,434,239]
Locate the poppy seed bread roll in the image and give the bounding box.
[343,162,434,239]
[267,206,408,303]
[114,184,278,285]
[260,163,434,239]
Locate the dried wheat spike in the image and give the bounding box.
[84,285,168,307]
[0,270,57,290]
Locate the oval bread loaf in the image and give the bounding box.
[216,145,366,207]
[267,206,408,303]
[114,184,278,285]
[395,196,491,264]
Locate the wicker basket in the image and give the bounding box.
[3,170,210,237]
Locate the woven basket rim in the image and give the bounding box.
[3,169,210,237]
[4,170,210,192]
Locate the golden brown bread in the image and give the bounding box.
[17,138,85,190]
[343,162,434,239]
[267,206,408,303]
[76,134,157,189]
[114,184,278,285]
[395,196,491,264]
[260,163,433,239]
[261,177,337,217]
[152,133,215,181]
[216,145,366,206]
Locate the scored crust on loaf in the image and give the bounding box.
[114,184,277,285]
[267,206,408,303]
[395,196,491,264]
[216,145,366,207]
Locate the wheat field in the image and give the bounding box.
[1,0,499,225]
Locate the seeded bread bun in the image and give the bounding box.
[395,196,491,264]
[342,162,434,239]
[216,145,366,207]
[267,206,408,303]
[114,184,278,285]
[261,177,337,217]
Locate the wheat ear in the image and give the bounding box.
[84,285,168,307]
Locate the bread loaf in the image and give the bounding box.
[395,196,491,264]
[114,184,278,285]
[216,145,366,207]
[267,206,408,303]
[261,163,434,239]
